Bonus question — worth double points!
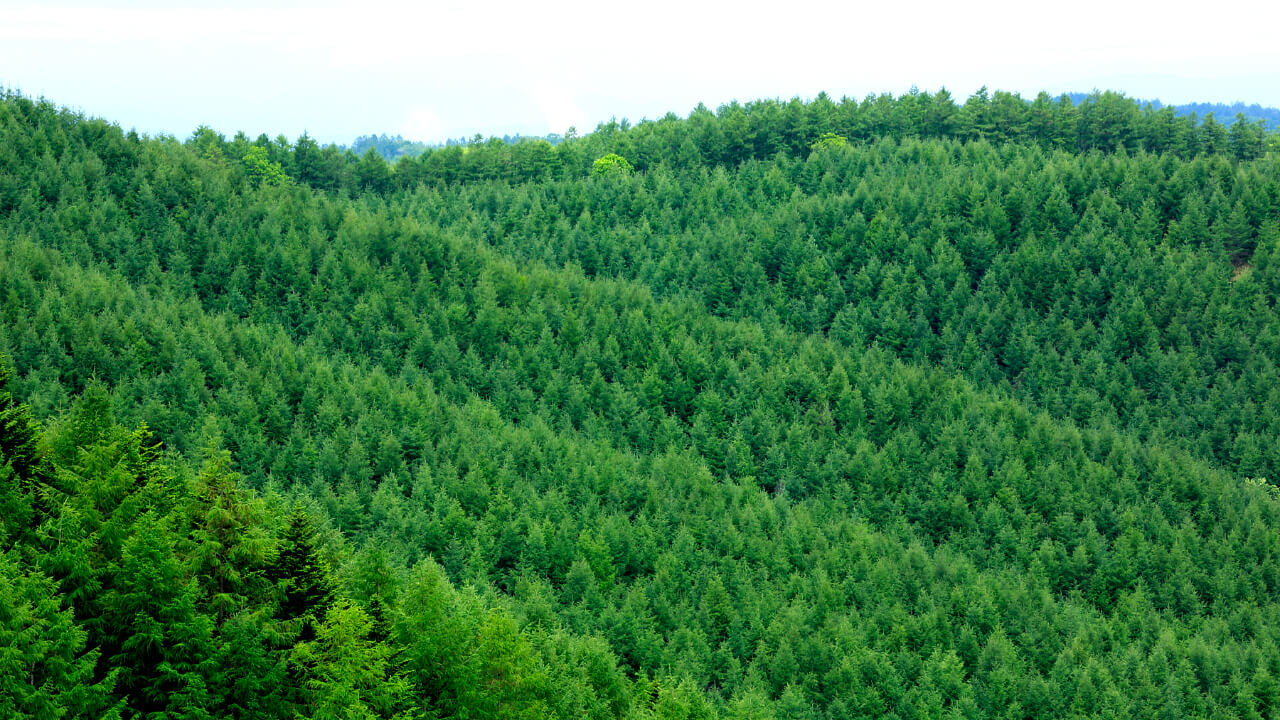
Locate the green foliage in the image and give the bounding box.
[4,87,1280,718]
[592,152,634,176]
[809,132,847,151]
[291,598,415,719]
[0,358,44,545]
[242,145,291,188]
[184,449,276,619]
[271,504,335,627]
[0,552,118,718]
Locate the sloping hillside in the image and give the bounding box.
[3,89,1280,718]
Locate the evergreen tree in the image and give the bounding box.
[270,504,335,629]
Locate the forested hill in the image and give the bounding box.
[4,87,1280,719]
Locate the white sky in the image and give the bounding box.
[2,0,1278,145]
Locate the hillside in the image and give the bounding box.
[3,88,1280,719]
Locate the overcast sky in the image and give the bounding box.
[3,0,1279,146]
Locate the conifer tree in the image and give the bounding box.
[270,504,335,630]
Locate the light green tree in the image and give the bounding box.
[242,146,291,187]
[809,132,848,151]
[592,152,634,176]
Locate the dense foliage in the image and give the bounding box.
[4,86,1280,718]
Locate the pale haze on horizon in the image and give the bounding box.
[2,0,1278,146]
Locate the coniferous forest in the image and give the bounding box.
[3,87,1280,719]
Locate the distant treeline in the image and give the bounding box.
[188,89,1278,199]
[351,89,1280,166]
[350,132,564,161]
[349,133,432,161]
[1065,92,1280,130]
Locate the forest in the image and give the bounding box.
[3,86,1280,719]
